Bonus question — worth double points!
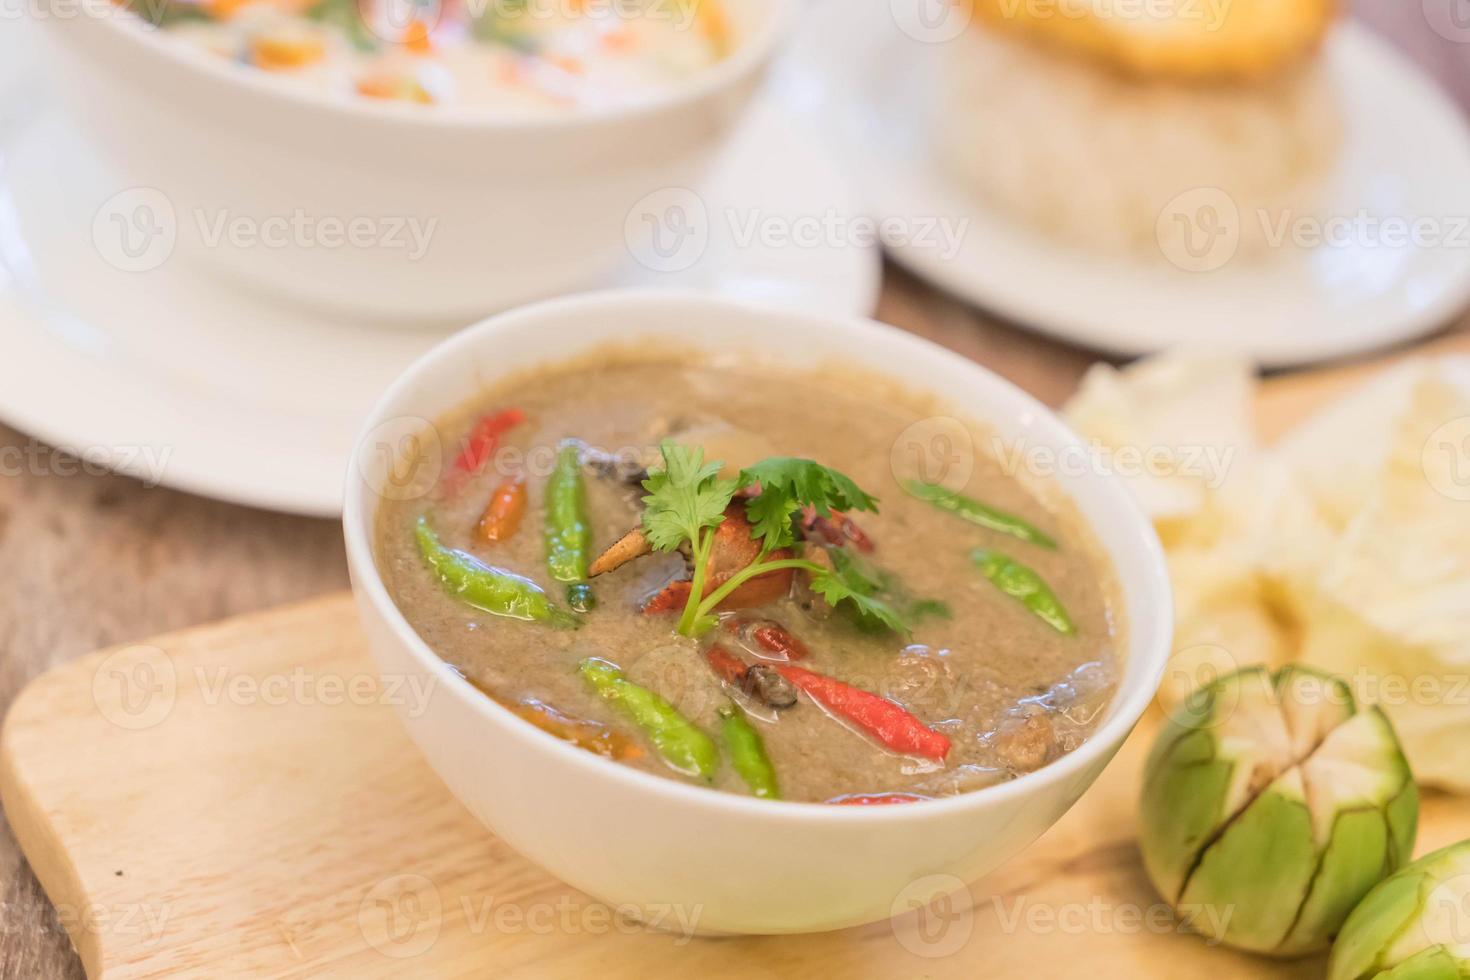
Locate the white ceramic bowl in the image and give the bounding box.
[36,0,789,322]
[343,290,1173,934]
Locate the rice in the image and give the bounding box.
[939,24,1342,261]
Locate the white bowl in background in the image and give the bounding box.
[343,290,1173,934]
[36,1,790,323]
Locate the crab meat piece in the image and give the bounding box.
[580,446,649,487]
[589,527,653,578]
[641,506,793,614]
[703,644,798,709]
[993,713,1057,774]
[792,542,835,620]
[642,579,693,614]
[799,506,875,552]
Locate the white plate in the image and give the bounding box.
[0,19,880,518]
[794,0,1470,368]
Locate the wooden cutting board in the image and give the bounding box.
[5,334,1470,979]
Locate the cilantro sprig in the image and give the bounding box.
[640,441,907,638]
[638,443,738,635]
[639,443,738,553]
[738,457,880,551]
[820,548,952,635]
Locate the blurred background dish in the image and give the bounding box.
[0,21,880,517]
[138,0,734,111]
[964,0,1336,83]
[946,0,1342,262]
[794,0,1470,367]
[35,0,790,322]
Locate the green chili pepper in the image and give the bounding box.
[545,442,596,613]
[971,548,1075,635]
[903,480,1056,549]
[578,659,717,780]
[415,517,578,629]
[718,702,779,799]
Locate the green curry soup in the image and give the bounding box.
[375,357,1124,805]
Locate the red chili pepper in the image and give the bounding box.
[477,474,527,543]
[751,624,807,661]
[703,644,748,686]
[452,408,525,476]
[830,793,926,806]
[722,618,809,661]
[775,664,951,761]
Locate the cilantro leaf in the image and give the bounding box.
[743,489,801,552]
[809,570,909,635]
[812,547,910,635]
[738,458,879,551]
[827,546,886,594]
[640,441,739,553]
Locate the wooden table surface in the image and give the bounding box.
[2,3,1468,976]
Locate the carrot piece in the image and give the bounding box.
[496,60,526,86]
[775,665,951,761]
[477,474,527,543]
[402,19,433,54]
[204,0,249,18]
[696,0,731,55]
[250,33,326,70]
[600,26,636,51]
[356,72,435,104]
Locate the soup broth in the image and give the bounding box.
[375,356,1123,804]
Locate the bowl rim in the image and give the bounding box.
[342,288,1174,823]
[52,0,794,133]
